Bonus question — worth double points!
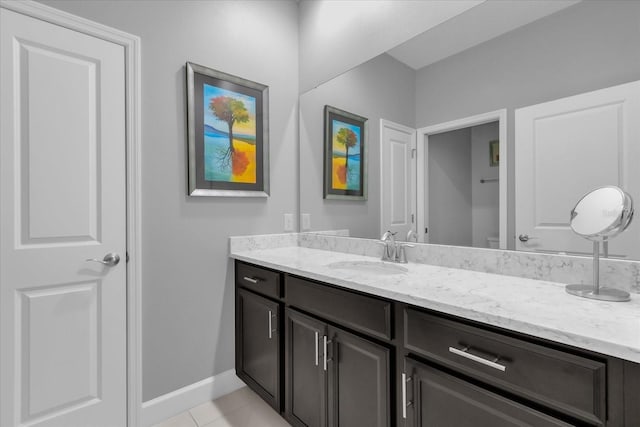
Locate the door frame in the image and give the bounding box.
[0,1,143,425]
[416,109,507,248]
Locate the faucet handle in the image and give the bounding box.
[395,243,413,263]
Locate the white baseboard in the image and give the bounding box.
[140,370,245,426]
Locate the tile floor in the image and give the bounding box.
[152,387,290,427]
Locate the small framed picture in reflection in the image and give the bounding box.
[489,139,499,167]
[323,105,367,200]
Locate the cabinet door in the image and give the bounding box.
[236,288,281,410]
[403,358,572,427]
[285,309,327,427]
[328,326,390,427]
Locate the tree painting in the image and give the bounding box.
[202,83,257,184]
[209,96,250,165]
[331,119,361,190]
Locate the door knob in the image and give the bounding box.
[518,234,538,242]
[86,253,120,266]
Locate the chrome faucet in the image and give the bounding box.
[380,231,397,261]
[379,231,414,263]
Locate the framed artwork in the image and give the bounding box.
[489,139,499,167]
[323,105,367,200]
[186,62,269,197]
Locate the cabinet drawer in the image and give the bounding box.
[286,276,392,340]
[236,261,281,299]
[404,308,606,425]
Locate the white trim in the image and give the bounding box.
[0,1,143,425]
[140,370,245,427]
[416,109,507,249]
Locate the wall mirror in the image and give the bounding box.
[298,0,640,260]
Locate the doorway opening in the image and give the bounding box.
[416,110,507,249]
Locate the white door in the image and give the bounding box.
[1,8,127,427]
[380,120,416,241]
[515,80,640,258]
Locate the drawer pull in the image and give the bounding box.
[315,331,319,366]
[243,276,260,284]
[449,346,506,372]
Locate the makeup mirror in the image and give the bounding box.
[565,186,634,301]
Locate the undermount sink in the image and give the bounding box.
[325,260,408,275]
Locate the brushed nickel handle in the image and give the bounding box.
[243,276,260,284]
[86,253,120,267]
[449,346,506,372]
[518,234,538,242]
[268,311,276,339]
[314,331,319,366]
[323,336,333,371]
[402,372,413,419]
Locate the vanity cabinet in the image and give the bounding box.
[284,286,391,427]
[234,260,638,426]
[402,357,571,426]
[235,263,283,411]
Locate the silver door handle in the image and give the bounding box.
[86,253,120,267]
[268,310,277,339]
[449,346,506,372]
[518,234,538,242]
[243,276,260,284]
[402,372,413,419]
[323,335,333,371]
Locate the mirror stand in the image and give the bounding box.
[566,240,631,302]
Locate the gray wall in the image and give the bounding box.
[37,0,299,401]
[428,128,472,246]
[415,0,640,249]
[471,122,499,248]
[299,53,415,238]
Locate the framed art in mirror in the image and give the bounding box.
[186,62,269,197]
[323,105,367,200]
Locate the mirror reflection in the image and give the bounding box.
[299,0,640,260]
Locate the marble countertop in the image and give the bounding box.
[230,246,640,363]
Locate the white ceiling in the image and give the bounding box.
[387,0,581,70]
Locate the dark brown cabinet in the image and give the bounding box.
[285,308,390,427]
[236,287,281,411]
[403,358,572,427]
[285,308,327,427]
[234,260,639,426]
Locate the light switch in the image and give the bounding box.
[301,213,311,231]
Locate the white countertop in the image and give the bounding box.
[231,246,640,363]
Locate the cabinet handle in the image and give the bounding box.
[315,331,319,366]
[243,276,260,284]
[402,372,413,419]
[323,336,333,371]
[268,311,277,339]
[449,346,506,372]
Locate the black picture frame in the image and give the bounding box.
[323,105,367,200]
[186,62,269,197]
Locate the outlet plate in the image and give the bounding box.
[284,213,294,231]
[301,213,311,231]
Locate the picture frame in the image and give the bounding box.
[489,139,499,167]
[323,105,367,200]
[186,62,269,197]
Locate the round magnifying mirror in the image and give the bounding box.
[570,186,633,240]
[566,185,634,302]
